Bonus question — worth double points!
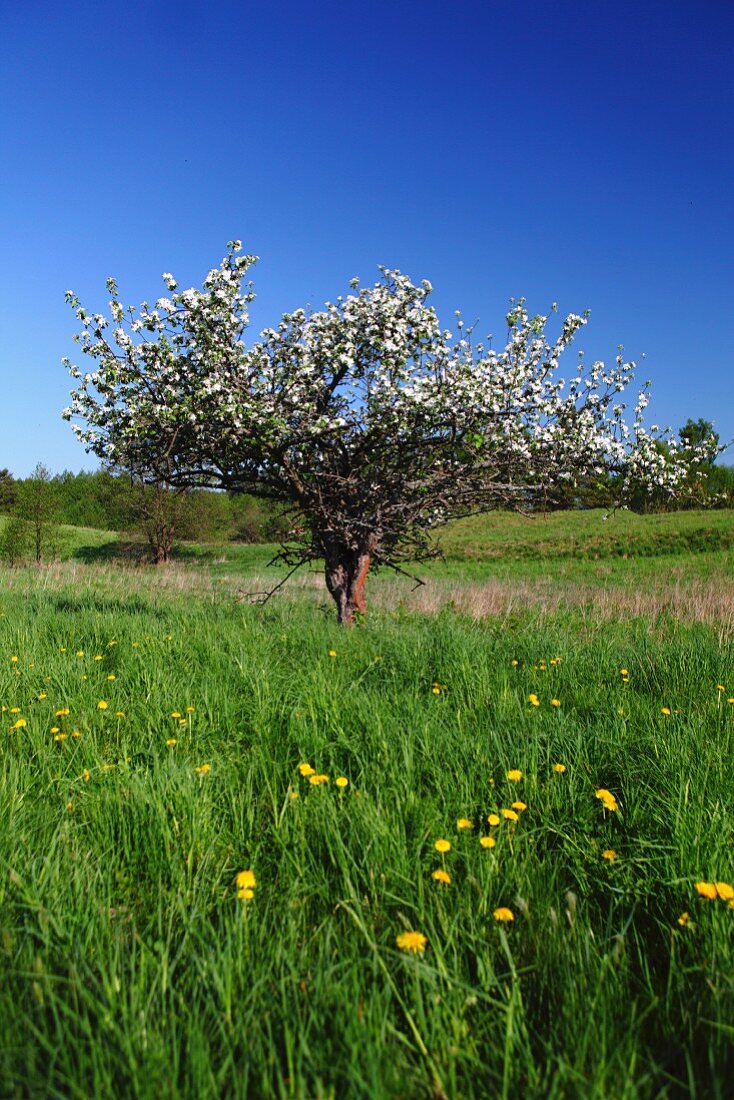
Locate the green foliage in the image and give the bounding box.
[0,561,732,1097]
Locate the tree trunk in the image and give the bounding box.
[324,536,376,625]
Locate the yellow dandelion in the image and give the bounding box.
[93,655,102,662]
[235,869,256,890]
[716,684,726,692]
[677,912,690,927]
[76,651,84,657]
[456,817,474,830]
[493,907,514,922]
[396,930,427,954]
[715,882,734,901]
[10,718,27,730]
[553,763,567,773]
[308,773,329,786]
[51,726,60,734]
[602,849,617,861]
[506,769,523,781]
[550,698,561,707]
[432,869,451,885]
[171,711,182,719]
[186,706,195,713]
[37,693,47,700]
[335,776,349,788]
[328,650,337,657]
[487,813,500,827]
[71,730,81,738]
[237,887,255,900]
[107,674,116,681]
[501,809,519,822]
[620,668,629,676]
[695,881,717,899]
[195,763,211,775]
[97,700,108,710]
[9,707,20,714]
[511,801,527,812]
[511,659,519,666]
[480,835,496,849]
[10,656,18,663]
[55,708,70,717]
[431,685,441,694]
[660,706,671,716]
[82,769,91,782]
[528,694,540,707]
[434,838,451,853]
[289,790,300,800]
[166,738,177,747]
[595,788,619,812]
[66,801,74,812]
[298,762,316,777]
[53,733,68,742]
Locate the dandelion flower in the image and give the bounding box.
[166,738,177,747]
[54,733,68,742]
[487,813,500,827]
[434,838,451,853]
[620,668,629,676]
[715,882,734,901]
[195,763,211,775]
[431,685,441,694]
[553,763,566,773]
[309,773,329,785]
[602,849,617,861]
[501,809,519,822]
[335,776,349,788]
[298,763,316,777]
[432,869,451,885]
[480,836,496,849]
[716,684,725,692]
[677,912,690,926]
[37,693,47,700]
[66,801,73,812]
[695,881,717,899]
[660,707,671,716]
[396,930,427,954]
[238,887,254,900]
[511,801,527,812]
[328,650,337,657]
[528,694,540,707]
[55,708,69,717]
[97,700,108,710]
[506,769,523,781]
[511,659,519,666]
[493,907,514,922]
[10,718,27,730]
[171,711,182,719]
[235,869,256,890]
[9,707,20,714]
[550,699,561,707]
[76,651,84,657]
[82,769,91,782]
[595,789,619,812]
[71,730,81,738]
[457,817,474,830]
[186,706,195,713]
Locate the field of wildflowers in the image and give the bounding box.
[1,546,733,1097]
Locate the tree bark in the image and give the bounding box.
[324,536,376,625]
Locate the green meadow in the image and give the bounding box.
[1,510,733,1098]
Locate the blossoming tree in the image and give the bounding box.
[63,242,688,623]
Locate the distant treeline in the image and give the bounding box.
[0,468,291,544]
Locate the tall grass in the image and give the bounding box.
[1,559,733,1097]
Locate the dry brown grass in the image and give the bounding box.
[6,560,734,628]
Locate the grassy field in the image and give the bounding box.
[1,511,733,1098]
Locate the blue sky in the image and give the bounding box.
[1,0,732,477]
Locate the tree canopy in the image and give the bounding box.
[64,243,689,622]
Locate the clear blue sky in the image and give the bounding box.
[1,0,732,477]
